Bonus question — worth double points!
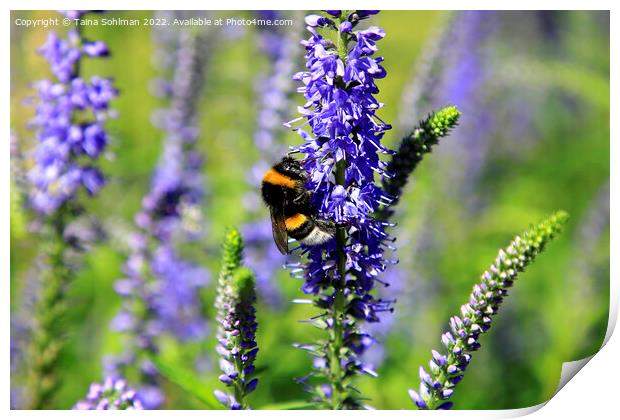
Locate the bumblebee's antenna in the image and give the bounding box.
[286,149,304,157]
[284,150,314,166]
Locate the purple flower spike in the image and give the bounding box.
[287,10,393,409]
[28,15,117,215]
[215,232,259,410]
[410,213,567,409]
[20,11,116,408]
[107,12,214,408]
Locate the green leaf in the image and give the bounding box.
[151,356,222,409]
[258,400,318,410]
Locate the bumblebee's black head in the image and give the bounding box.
[273,156,306,181]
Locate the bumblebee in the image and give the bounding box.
[261,156,336,255]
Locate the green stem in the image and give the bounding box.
[327,15,351,410]
[26,209,69,409]
[74,19,82,76]
[329,160,347,409]
[231,333,247,409]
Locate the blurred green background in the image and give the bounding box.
[10,10,609,410]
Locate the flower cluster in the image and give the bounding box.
[409,211,568,409]
[73,377,143,410]
[287,10,393,408]
[109,17,213,408]
[214,229,259,410]
[28,17,117,215]
[292,9,392,314]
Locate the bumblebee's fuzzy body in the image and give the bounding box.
[284,213,336,245]
[261,157,336,254]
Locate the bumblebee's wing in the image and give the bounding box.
[270,207,289,255]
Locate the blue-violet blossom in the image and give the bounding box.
[287,10,393,409]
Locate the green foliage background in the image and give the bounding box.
[10,10,609,409]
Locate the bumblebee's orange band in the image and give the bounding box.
[263,168,297,189]
[285,213,307,231]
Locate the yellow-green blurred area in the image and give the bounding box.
[10,10,609,410]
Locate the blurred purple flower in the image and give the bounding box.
[575,184,609,261]
[417,11,498,212]
[73,377,143,410]
[134,20,212,341]
[362,267,404,368]
[27,19,117,215]
[108,14,214,407]
[562,183,610,341]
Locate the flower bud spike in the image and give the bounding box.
[410,212,567,409]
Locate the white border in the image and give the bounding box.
[4,1,617,418]
[1,0,618,10]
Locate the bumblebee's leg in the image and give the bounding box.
[293,190,312,205]
[313,217,337,236]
